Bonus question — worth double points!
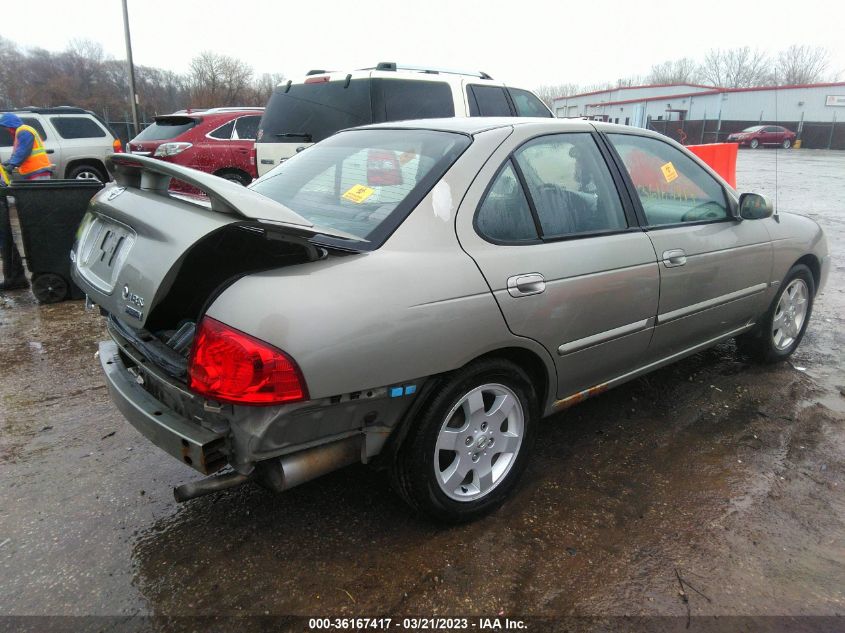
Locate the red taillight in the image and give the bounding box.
[304,76,330,84]
[188,317,308,405]
[112,138,123,153]
[367,149,402,186]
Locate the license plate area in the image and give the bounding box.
[76,216,136,293]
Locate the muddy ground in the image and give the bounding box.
[1,150,843,631]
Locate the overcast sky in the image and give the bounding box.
[15,0,845,89]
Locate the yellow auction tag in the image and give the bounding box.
[660,162,679,183]
[341,184,375,204]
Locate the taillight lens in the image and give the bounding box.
[154,142,192,157]
[188,317,308,405]
[112,139,123,153]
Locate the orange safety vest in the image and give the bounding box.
[15,124,51,175]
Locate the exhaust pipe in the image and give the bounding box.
[173,436,362,502]
[173,471,251,502]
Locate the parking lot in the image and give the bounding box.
[1,149,843,627]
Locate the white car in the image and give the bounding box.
[254,62,553,176]
[0,107,121,181]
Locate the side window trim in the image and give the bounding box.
[473,132,641,246]
[599,130,734,230]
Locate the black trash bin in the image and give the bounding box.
[8,179,104,303]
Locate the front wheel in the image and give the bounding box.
[390,359,539,523]
[737,264,814,363]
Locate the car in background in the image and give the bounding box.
[727,125,796,149]
[127,107,263,185]
[72,118,828,522]
[255,62,553,176]
[0,106,122,181]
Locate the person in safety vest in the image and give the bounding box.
[0,113,52,181]
[0,162,28,290]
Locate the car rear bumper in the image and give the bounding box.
[98,339,227,475]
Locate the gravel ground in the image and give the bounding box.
[0,149,843,632]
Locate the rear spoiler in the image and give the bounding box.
[104,154,363,243]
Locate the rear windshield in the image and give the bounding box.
[249,128,471,249]
[133,117,199,142]
[258,80,373,144]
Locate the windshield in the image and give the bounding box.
[250,129,471,248]
[133,117,199,142]
[741,126,764,133]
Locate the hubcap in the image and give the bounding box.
[75,170,101,182]
[434,383,524,502]
[772,279,808,351]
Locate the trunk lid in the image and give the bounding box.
[71,154,360,330]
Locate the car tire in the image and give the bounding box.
[216,169,251,186]
[390,358,539,523]
[737,264,814,363]
[782,139,792,149]
[30,273,69,303]
[749,139,760,149]
[67,164,106,182]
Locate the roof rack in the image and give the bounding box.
[363,62,492,80]
[10,106,91,115]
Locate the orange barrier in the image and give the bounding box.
[686,143,738,188]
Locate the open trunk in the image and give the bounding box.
[71,154,354,379]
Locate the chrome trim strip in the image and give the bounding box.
[657,283,768,324]
[558,317,655,356]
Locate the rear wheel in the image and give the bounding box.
[782,138,792,149]
[67,164,106,182]
[749,138,760,149]
[31,273,69,303]
[737,264,814,363]
[390,358,538,523]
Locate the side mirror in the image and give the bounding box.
[738,192,774,220]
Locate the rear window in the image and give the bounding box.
[234,115,261,140]
[374,79,454,120]
[508,88,553,117]
[50,116,107,139]
[258,80,373,144]
[133,117,199,142]
[468,85,512,116]
[250,129,470,248]
[0,117,48,146]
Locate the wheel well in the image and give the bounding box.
[474,347,550,410]
[64,158,106,178]
[795,254,821,295]
[214,167,251,179]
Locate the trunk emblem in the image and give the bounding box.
[122,284,145,308]
[107,187,126,201]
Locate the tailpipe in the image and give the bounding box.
[255,436,362,493]
[174,471,251,503]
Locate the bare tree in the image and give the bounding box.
[188,51,255,107]
[699,47,773,87]
[775,45,831,84]
[534,83,582,107]
[647,58,701,84]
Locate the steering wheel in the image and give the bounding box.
[680,201,724,222]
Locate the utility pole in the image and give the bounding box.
[121,0,140,137]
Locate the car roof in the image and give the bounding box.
[356,117,592,135]
[284,67,506,87]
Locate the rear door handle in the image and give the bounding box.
[46,149,55,154]
[507,273,545,297]
[662,249,687,267]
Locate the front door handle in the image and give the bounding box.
[662,249,687,267]
[507,273,545,297]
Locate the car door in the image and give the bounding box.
[195,119,236,173]
[456,123,660,399]
[605,131,772,360]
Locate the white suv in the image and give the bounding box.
[254,63,553,176]
[0,106,121,181]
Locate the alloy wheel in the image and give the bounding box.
[772,279,808,351]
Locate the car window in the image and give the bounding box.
[476,162,539,242]
[233,115,260,140]
[608,133,729,226]
[514,134,627,237]
[468,85,513,116]
[374,79,455,121]
[250,129,470,246]
[258,79,372,144]
[208,120,235,140]
[134,117,198,141]
[0,117,49,146]
[50,116,106,139]
[508,88,552,118]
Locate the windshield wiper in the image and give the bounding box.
[275,132,312,141]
